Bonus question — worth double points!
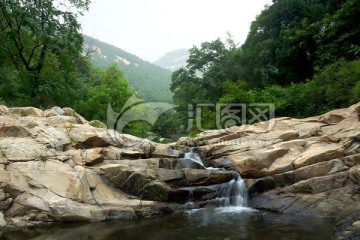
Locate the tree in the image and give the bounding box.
[170,38,241,132]
[0,0,90,101]
[241,0,345,86]
[316,0,360,67]
[76,64,134,122]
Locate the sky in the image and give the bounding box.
[79,0,273,62]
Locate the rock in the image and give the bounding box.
[293,141,347,168]
[319,106,359,124]
[284,172,348,194]
[142,181,171,201]
[7,161,96,204]
[155,169,183,182]
[0,121,30,138]
[99,159,170,170]
[8,107,43,117]
[343,153,360,167]
[1,102,360,236]
[182,169,234,186]
[100,164,157,196]
[246,177,277,195]
[0,105,9,115]
[0,137,55,162]
[0,105,178,226]
[6,193,52,219]
[0,197,13,211]
[209,157,233,168]
[173,159,205,170]
[82,148,104,166]
[62,107,88,124]
[65,150,83,165]
[151,145,181,158]
[102,146,123,159]
[122,170,156,196]
[349,166,360,184]
[102,146,144,160]
[43,107,65,117]
[293,159,348,183]
[228,147,290,178]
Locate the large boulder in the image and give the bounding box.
[0,106,177,227]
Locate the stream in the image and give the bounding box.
[0,149,335,239]
[0,210,334,240]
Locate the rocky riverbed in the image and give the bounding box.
[1,104,360,239]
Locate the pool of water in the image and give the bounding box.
[0,207,334,240]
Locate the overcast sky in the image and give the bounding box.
[79,0,273,62]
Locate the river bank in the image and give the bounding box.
[1,103,360,239]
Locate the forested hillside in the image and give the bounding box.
[171,0,360,134]
[83,35,173,102]
[0,0,359,140]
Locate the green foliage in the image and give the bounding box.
[241,0,346,86]
[171,0,360,135]
[316,0,360,67]
[83,35,173,103]
[89,120,107,129]
[0,0,89,105]
[75,64,134,122]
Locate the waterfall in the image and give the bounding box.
[183,148,248,209]
[184,147,205,167]
[209,176,248,208]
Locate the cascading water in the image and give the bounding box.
[209,174,248,208]
[184,147,205,168]
[183,148,248,209]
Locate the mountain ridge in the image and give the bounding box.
[83,35,173,102]
[154,48,189,71]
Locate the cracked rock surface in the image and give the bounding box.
[178,102,360,239]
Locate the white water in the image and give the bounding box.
[183,148,248,209]
[184,147,205,167]
[211,177,248,208]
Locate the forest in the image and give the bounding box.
[0,0,359,141]
[171,0,360,135]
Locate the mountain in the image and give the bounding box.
[154,49,189,71]
[83,35,173,102]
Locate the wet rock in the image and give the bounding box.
[143,181,171,201]
[182,169,234,186]
[246,176,276,195]
[173,159,205,170]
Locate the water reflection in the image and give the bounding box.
[0,209,334,240]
